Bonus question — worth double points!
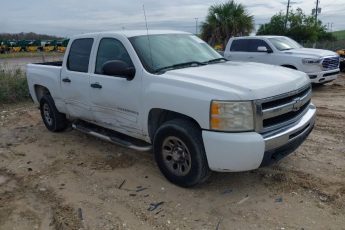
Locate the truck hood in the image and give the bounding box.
[163,61,310,100]
[283,48,338,58]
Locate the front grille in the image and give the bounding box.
[322,56,339,70]
[256,85,312,133]
[262,100,310,127]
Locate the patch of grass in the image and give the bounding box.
[332,30,345,40]
[0,65,30,104]
[0,52,63,59]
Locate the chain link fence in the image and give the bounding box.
[301,39,345,51]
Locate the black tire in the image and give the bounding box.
[153,119,210,187]
[40,94,68,132]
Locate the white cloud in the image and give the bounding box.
[1,0,344,36]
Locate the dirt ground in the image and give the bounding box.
[0,64,345,229]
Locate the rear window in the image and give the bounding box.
[230,39,248,52]
[67,38,94,73]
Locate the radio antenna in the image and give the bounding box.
[143,4,154,68]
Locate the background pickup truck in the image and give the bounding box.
[336,49,345,72]
[224,35,340,84]
[27,30,316,187]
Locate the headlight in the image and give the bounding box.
[210,101,254,132]
[302,58,322,65]
[340,57,345,62]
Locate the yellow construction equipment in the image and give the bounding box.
[43,40,57,52]
[26,40,41,52]
[57,39,69,52]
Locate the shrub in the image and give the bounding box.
[0,65,30,103]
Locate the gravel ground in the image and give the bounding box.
[0,58,344,229]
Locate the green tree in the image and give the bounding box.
[257,8,336,42]
[201,0,254,47]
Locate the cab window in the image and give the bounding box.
[247,39,272,52]
[67,38,93,73]
[95,38,133,75]
[230,39,249,52]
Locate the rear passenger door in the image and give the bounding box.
[226,39,250,61]
[60,38,94,121]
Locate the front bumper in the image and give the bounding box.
[340,57,345,71]
[202,103,316,172]
[307,69,340,83]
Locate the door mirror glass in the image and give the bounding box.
[257,46,268,52]
[257,46,273,53]
[102,60,135,80]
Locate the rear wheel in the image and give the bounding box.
[153,119,210,187]
[40,95,68,132]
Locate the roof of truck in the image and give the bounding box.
[72,30,190,39]
[232,35,286,39]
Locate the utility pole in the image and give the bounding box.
[194,18,199,35]
[284,0,299,29]
[315,0,320,26]
[285,0,290,29]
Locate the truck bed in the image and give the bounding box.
[26,62,63,104]
[34,61,63,66]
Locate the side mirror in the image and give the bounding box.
[257,46,273,53]
[102,60,135,80]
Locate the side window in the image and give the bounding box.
[95,38,133,74]
[230,39,249,52]
[248,39,271,52]
[67,38,93,73]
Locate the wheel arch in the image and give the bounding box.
[34,85,50,102]
[147,108,202,142]
[281,64,298,70]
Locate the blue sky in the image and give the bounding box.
[1,0,344,37]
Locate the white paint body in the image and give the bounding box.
[224,36,340,84]
[27,30,316,172]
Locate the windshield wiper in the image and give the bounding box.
[203,57,228,64]
[154,61,206,74]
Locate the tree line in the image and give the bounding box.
[0,32,62,41]
[200,0,337,48]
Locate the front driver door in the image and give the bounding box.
[246,39,274,64]
[89,36,142,138]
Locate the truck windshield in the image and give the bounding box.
[268,37,303,51]
[129,34,223,74]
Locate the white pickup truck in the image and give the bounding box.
[224,36,340,84]
[27,30,316,187]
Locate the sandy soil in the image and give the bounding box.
[0,68,344,229]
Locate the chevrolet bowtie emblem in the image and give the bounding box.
[292,98,303,111]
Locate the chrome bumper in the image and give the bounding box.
[260,103,316,166]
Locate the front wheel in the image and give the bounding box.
[153,119,210,187]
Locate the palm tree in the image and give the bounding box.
[201,0,254,48]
